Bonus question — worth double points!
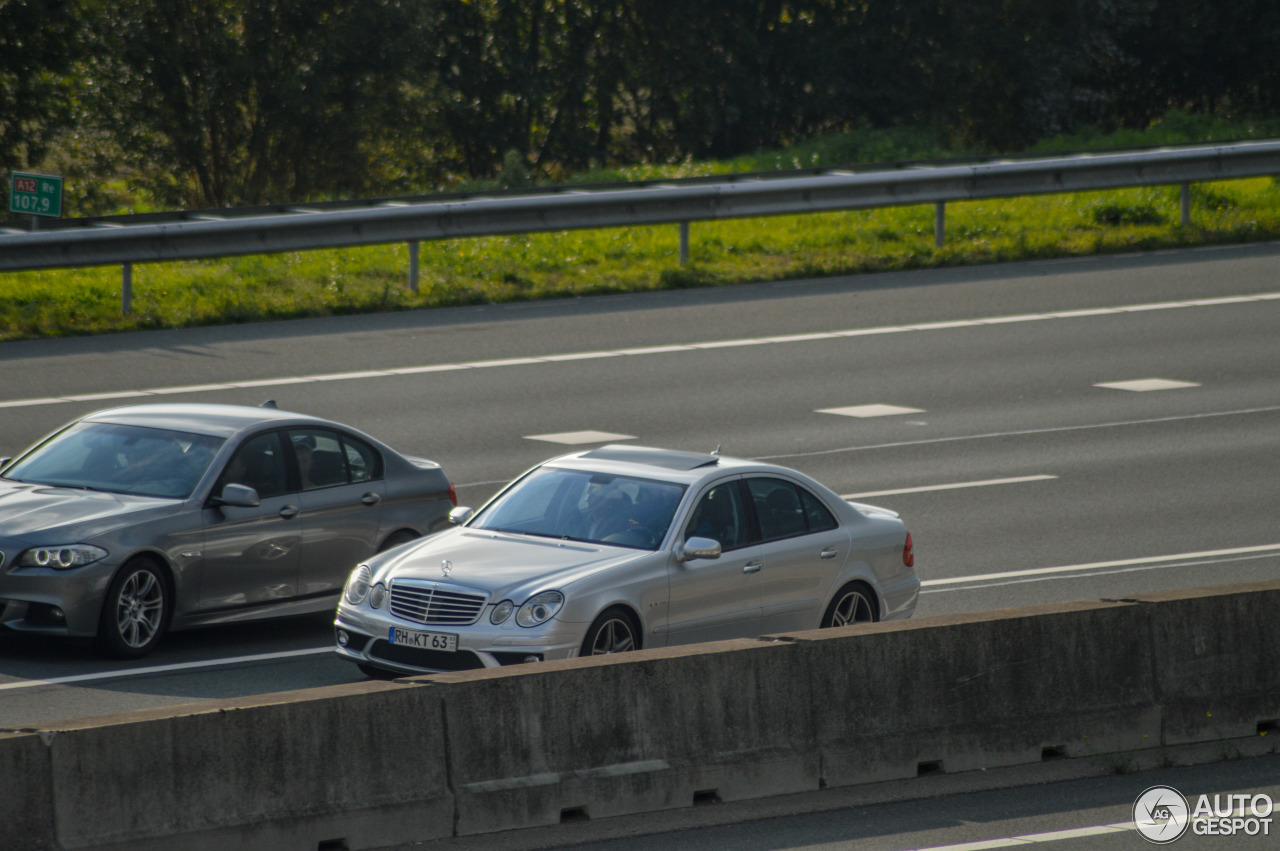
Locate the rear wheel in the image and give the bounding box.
[377,529,418,553]
[820,582,878,628]
[579,608,640,657]
[99,558,170,658]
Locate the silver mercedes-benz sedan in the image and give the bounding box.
[0,402,455,658]
[335,444,918,678]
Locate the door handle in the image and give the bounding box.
[820,547,839,560]
[361,492,381,506]
[742,560,763,574]
[279,505,300,519]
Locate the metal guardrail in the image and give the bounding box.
[2,140,1279,312]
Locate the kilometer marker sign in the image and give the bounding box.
[10,171,62,217]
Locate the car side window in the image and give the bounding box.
[218,432,287,499]
[288,428,377,490]
[684,482,752,550]
[748,478,836,541]
[341,435,381,483]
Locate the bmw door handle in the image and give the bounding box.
[361,492,381,506]
[279,505,300,519]
[820,547,839,560]
[742,560,763,574]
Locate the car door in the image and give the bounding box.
[198,431,301,612]
[288,428,388,598]
[748,477,850,634]
[663,479,765,645]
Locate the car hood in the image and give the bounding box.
[0,481,179,541]
[373,527,647,599]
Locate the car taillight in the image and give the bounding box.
[903,532,914,568]
[448,483,457,506]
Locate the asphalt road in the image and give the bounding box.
[1,242,1278,729]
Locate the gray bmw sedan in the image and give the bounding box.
[0,402,455,657]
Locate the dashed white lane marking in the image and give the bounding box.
[3,291,1278,409]
[843,475,1057,499]
[524,430,637,445]
[0,647,333,693]
[919,544,1280,588]
[1094,378,1201,392]
[819,404,926,418]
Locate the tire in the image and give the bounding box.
[820,581,879,628]
[99,558,170,658]
[579,607,641,657]
[377,529,419,554]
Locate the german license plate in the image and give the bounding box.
[389,627,458,652]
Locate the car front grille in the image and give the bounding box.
[388,581,487,626]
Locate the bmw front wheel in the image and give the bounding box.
[99,558,170,658]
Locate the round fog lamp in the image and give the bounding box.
[337,629,350,647]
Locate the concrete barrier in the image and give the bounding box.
[3,580,1277,850]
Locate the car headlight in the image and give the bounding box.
[19,545,108,570]
[516,591,563,627]
[344,564,372,605]
[490,599,514,625]
[369,582,387,609]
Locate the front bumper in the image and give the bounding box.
[0,552,117,637]
[334,604,583,676]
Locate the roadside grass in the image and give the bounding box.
[3,175,1279,342]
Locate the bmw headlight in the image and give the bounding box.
[19,545,107,570]
[516,591,563,627]
[344,564,372,605]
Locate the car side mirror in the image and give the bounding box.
[214,483,261,508]
[448,505,473,525]
[677,536,722,562]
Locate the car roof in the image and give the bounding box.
[82,403,327,438]
[548,444,766,484]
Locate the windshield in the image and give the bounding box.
[5,421,225,499]
[472,467,687,550]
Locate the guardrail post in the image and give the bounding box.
[679,221,689,265]
[121,263,133,315]
[1181,183,1191,226]
[408,240,420,294]
[935,202,946,247]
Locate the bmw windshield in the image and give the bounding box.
[4,422,225,499]
[472,467,687,550]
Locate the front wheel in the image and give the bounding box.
[579,608,640,657]
[820,582,879,628]
[99,558,170,658]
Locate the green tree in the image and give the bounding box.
[84,0,421,207]
[0,0,86,170]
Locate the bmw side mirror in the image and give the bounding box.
[214,483,261,508]
[677,536,722,562]
[449,506,473,525]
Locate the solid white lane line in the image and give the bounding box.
[907,822,1132,851]
[843,475,1057,499]
[920,544,1280,588]
[4,291,1279,408]
[0,646,333,692]
[922,551,1280,594]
